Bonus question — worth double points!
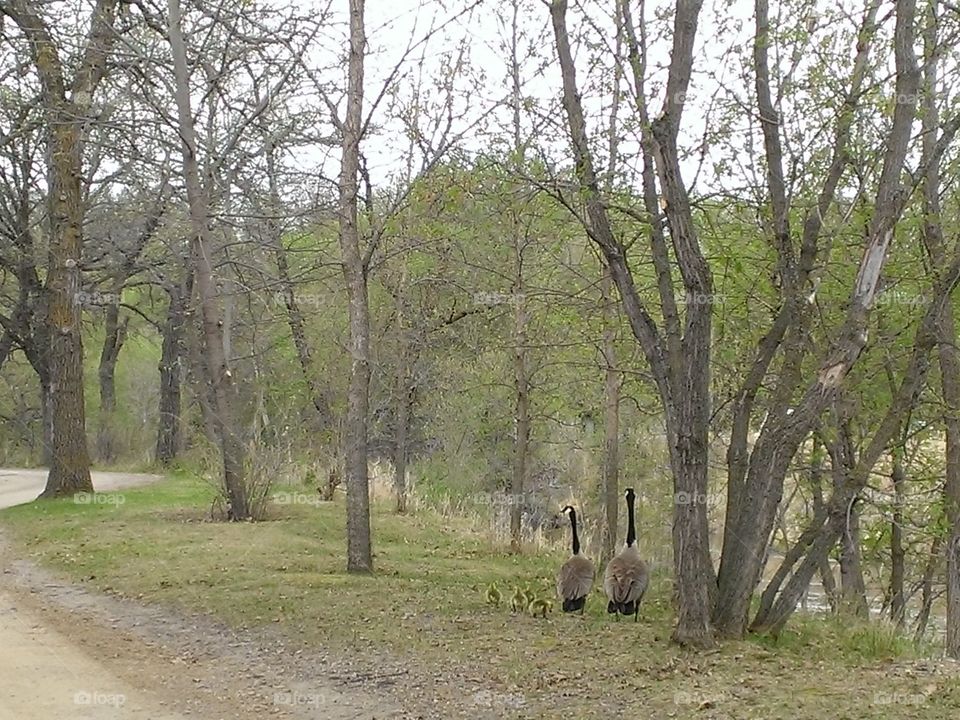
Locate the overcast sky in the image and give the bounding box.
[293,0,899,204]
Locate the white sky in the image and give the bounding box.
[289,0,919,206]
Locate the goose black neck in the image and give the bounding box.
[569,508,581,555]
[626,493,636,547]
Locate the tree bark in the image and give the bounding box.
[890,447,906,626]
[168,0,248,518]
[392,295,414,514]
[339,0,372,572]
[96,299,127,463]
[600,264,620,565]
[809,445,839,612]
[839,497,869,617]
[507,0,528,554]
[511,285,529,553]
[40,376,53,467]
[183,298,220,447]
[919,0,960,659]
[156,285,185,465]
[914,536,942,644]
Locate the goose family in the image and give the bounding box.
[554,488,649,620]
[485,488,648,620]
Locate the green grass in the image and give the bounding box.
[2,473,959,719]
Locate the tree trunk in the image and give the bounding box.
[511,286,529,553]
[1,0,121,487]
[920,0,960,657]
[549,0,714,647]
[889,447,906,626]
[914,536,942,644]
[393,368,413,514]
[838,497,869,617]
[40,376,53,467]
[808,446,839,613]
[39,118,93,497]
[3,0,120,497]
[183,299,219,447]
[939,304,960,656]
[600,264,619,565]
[264,141,332,433]
[339,0,372,572]
[392,296,414,514]
[97,299,127,463]
[168,0,248,519]
[156,285,185,465]
[505,0,529,554]
[819,555,838,614]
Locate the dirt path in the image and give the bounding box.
[0,539,526,720]
[0,588,190,720]
[0,469,520,720]
[0,469,415,720]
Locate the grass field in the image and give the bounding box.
[2,473,959,719]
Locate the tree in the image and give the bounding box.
[338,0,373,571]
[546,0,954,644]
[549,0,715,647]
[0,0,125,497]
[166,0,249,518]
[0,0,125,496]
[920,0,960,658]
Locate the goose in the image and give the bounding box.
[527,597,554,618]
[556,505,595,613]
[603,487,649,621]
[510,587,527,613]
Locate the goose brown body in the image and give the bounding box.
[556,506,595,613]
[603,487,649,620]
[603,544,649,616]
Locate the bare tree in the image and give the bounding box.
[920,0,960,658]
[338,0,373,571]
[0,0,123,495]
[166,0,249,518]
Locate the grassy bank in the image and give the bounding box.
[2,474,958,719]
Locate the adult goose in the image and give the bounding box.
[603,487,649,621]
[556,505,595,613]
